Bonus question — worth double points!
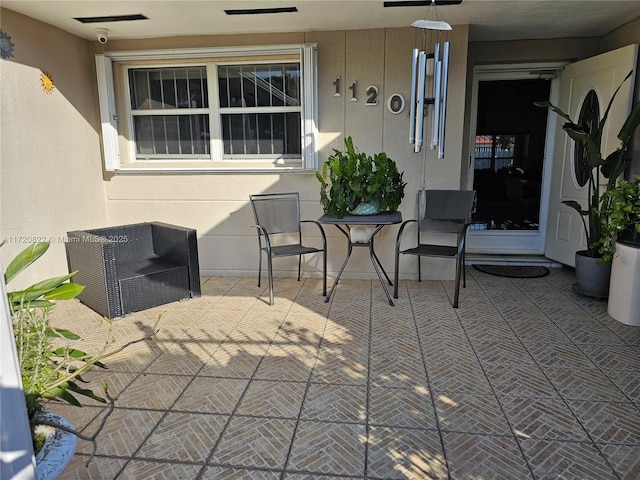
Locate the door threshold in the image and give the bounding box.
[466,254,563,268]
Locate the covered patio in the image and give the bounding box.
[2,2,640,479]
[46,269,640,479]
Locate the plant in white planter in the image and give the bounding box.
[536,70,640,296]
[4,242,158,475]
[599,175,640,261]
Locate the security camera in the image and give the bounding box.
[96,28,108,44]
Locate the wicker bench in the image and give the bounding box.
[65,222,201,318]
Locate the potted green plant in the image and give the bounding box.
[602,175,640,326]
[316,136,406,218]
[599,175,640,261]
[4,241,158,477]
[536,70,640,297]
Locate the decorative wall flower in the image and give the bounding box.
[0,29,15,59]
[40,71,55,94]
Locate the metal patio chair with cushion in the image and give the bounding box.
[65,222,201,318]
[394,189,476,308]
[250,192,327,305]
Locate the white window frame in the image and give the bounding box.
[96,44,317,173]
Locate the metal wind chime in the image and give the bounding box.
[409,0,451,158]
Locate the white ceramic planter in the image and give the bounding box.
[350,225,377,243]
[608,241,640,326]
[34,412,77,480]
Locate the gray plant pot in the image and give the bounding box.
[573,250,612,299]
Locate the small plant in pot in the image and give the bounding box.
[536,70,640,297]
[599,175,640,262]
[4,242,158,476]
[316,136,406,218]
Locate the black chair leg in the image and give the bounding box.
[267,255,274,306]
[453,256,463,308]
[322,252,327,296]
[393,251,400,299]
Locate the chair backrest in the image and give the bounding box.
[419,189,476,233]
[89,223,155,260]
[250,192,302,235]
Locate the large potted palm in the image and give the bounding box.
[536,70,640,298]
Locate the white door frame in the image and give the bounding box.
[466,62,566,255]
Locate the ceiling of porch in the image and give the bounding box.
[2,0,640,43]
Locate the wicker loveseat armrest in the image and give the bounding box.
[151,222,201,297]
[65,230,122,318]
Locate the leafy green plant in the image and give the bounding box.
[316,136,406,218]
[4,241,158,460]
[535,70,640,258]
[5,243,104,420]
[599,176,640,262]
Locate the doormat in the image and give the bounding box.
[472,264,550,278]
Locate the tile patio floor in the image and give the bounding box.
[46,267,640,479]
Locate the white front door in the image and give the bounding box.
[545,45,638,266]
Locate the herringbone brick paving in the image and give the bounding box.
[46,267,640,479]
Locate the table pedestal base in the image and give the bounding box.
[325,224,395,306]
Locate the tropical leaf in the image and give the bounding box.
[48,327,81,340]
[51,347,107,369]
[618,100,640,144]
[562,200,588,216]
[30,272,77,293]
[4,242,49,284]
[7,291,54,308]
[599,70,633,140]
[62,381,107,403]
[42,282,84,300]
[45,385,82,406]
[534,101,573,122]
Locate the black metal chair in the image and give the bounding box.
[394,190,476,308]
[65,222,200,318]
[250,192,327,305]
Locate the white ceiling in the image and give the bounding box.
[3,0,640,43]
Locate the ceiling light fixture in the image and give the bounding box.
[224,7,298,15]
[74,14,148,24]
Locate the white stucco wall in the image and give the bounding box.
[0,9,108,288]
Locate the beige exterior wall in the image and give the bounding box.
[100,26,470,280]
[2,6,637,285]
[0,9,107,288]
